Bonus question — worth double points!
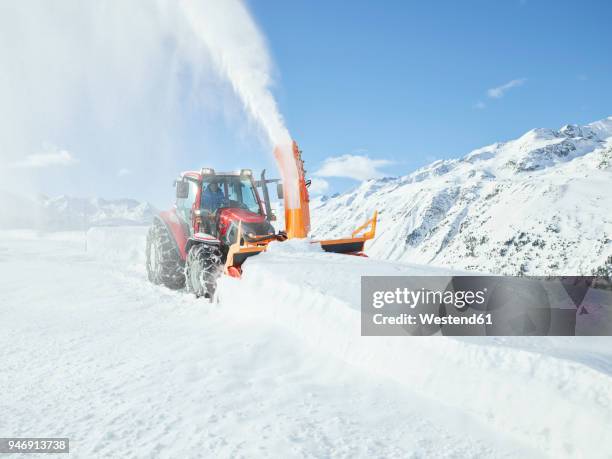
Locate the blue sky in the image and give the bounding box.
[178,0,612,199]
[3,0,611,206]
[245,0,611,190]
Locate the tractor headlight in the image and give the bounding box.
[201,168,215,175]
[240,168,252,177]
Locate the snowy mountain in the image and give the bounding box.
[311,117,612,276]
[41,195,156,230]
[0,192,156,230]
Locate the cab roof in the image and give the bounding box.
[180,170,248,180]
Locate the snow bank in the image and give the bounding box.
[83,225,612,457]
[265,238,324,254]
[0,229,87,242]
[3,231,536,457]
[86,226,148,266]
[219,252,612,458]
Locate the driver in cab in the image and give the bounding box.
[202,181,226,212]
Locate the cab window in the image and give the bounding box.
[227,178,261,214]
[176,179,198,228]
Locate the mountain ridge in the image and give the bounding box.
[0,192,156,230]
[311,116,612,276]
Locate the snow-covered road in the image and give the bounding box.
[1,229,610,458]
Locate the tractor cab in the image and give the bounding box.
[200,172,261,215]
[175,168,279,246]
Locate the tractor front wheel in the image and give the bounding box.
[185,243,222,299]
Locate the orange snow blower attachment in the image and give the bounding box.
[224,140,378,273]
[273,140,377,254]
[316,210,377,254]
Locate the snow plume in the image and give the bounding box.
[0,1,186,205]
[177,0,299,207]
[0,1,296,206]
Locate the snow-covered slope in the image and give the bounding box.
[311,117,612,276]
[0,192,156,230]
[0,229,536,458]
[3,228,610,457]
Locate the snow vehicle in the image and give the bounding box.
[146,141,377,297]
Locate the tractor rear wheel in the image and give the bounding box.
[146,221,185,289]
[185,243,222,299]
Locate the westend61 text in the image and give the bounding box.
[372,312,493,326]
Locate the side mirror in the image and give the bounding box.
[176,180,189,199]
[276,183,284,200]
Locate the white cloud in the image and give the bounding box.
[487,78,527,99]
[474,101,486,110]
[12,149,77,168]
[117,168,131,177]
[314,154,393,181]
[308,177,329,195]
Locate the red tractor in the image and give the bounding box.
[146,142,377,298]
